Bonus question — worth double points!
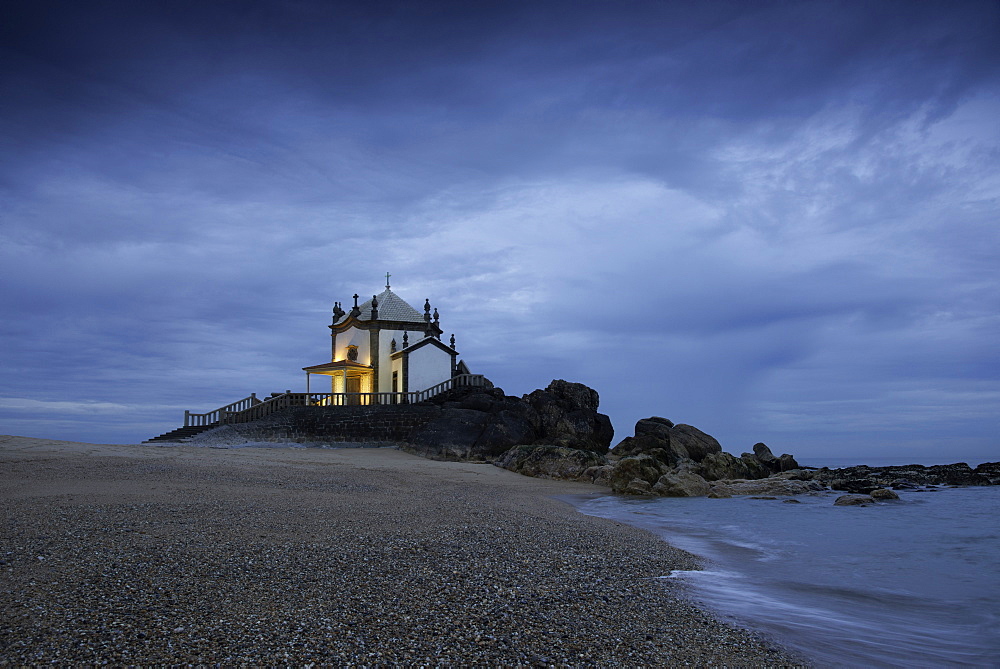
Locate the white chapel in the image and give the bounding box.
[302,278,468,397]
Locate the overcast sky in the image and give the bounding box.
[2,0,997,463]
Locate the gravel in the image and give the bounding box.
[0,439,803,665]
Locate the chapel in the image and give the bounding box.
[301,278,467,397]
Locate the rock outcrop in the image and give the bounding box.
[813,463,996,492]
[495,445,606,480]
[599,416,809,496]
[405,379,613,461]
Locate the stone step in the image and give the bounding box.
[143,423,218,443]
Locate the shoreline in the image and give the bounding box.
[0,435,802,665]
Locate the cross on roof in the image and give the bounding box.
[385,272,391,289]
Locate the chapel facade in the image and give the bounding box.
[301,281,465,397]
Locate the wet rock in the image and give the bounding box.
[974,461,1000,484]
[711,478,819,497]
[651,471,711,497]
[870,488,900,500]
[495,445,607,480]
[581,465,613,486]
[608,455,664,494]
[814,462,995,490]
[834,494,876,506]
[738,453,772,480]
[623,479,653,495]
[699,452,752,481]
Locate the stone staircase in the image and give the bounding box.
[143,424,220,444]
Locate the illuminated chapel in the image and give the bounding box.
[301,279,467,397]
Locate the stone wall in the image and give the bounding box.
[196,405,443,445]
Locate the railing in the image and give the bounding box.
[185,393,260,427]
[184,374,488,427]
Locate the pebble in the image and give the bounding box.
[0,445,803,665]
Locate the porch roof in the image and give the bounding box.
[302,359,372,375]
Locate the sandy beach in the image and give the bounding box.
[0,436,799,665]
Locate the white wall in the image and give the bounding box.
[377,328,408,391]
[407,343,452,392]
[335,326,370,364]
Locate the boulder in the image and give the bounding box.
[777,453,800,472]
[407,379,613,460]
[623,479,653,495]
[523,380,614,453]
[495,445,607,480]
[669,424,722,462]
[608,455,664,493]
[612,418,722,465]
[700,452,752,481]
[746,443,799,474]
[581,464,614,486]
[405,408,490,460]
[651,471,711,497]
[870,488,900,500]
[739,453,773,480]
[834,494,876,506]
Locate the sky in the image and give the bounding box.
[1,0,998,463]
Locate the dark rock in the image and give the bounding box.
[457,393,498,412]
[753,442,778,465]
[623,479,653,495]
[523,380,614,453]
[710,479,819,497]
[739,453,772,480]
[750,496,778,500]
[612,418,721,465]
[581,464,613,486]
[495,445,607,480]
[975,461,1000,484]
[870,488,900,500]
[405,408,489,460]
[608,455,664,493]
[408,379,613,461]
[814,462,995,490]
[670,424,722,462]
[700,452,752,481]
[834,494,876,506]
[651,471,711,497]
[830,477,881,495]
[777,453,800,472]
[782,499,802,504]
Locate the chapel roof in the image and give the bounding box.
[337,288,425,324]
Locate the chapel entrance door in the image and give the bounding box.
[346,377,362,405]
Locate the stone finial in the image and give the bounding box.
[390,338,397,353]
[350,294,361,318]
[370,295,379,320]
[402,331,409,347]
[332,301,345,320]
[424,299,431,322]
[433,307,439,323]
[450,334,456,349]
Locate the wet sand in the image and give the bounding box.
[0,436,800,665]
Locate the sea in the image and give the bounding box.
[571,458,1000,668]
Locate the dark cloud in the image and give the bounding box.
[0,0,997,461]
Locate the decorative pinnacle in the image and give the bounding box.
[385,272,391,289]
[353,294,359,308]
